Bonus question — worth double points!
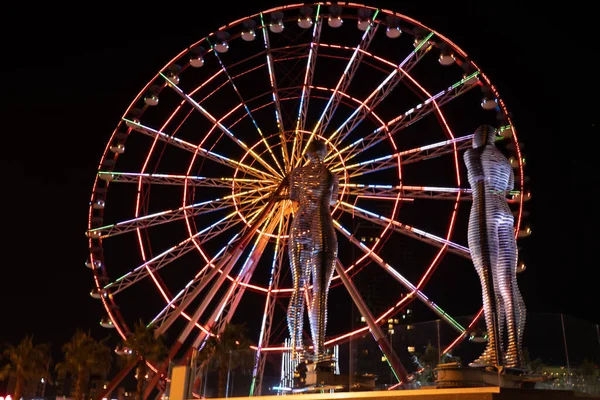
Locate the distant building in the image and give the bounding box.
[350,227,416,388]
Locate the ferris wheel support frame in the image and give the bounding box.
[87,3,529,397]
[143,190,283,399]
[335,259,409,384]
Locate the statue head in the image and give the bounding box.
[307,139,328,162]
[472,125,497,149]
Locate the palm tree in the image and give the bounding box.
[55,330,113,400]
[122,320,167,400]
[196,323,254,397]
[0,336,52,400]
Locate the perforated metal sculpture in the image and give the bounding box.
[464,125,526,369]
[286,139,339,361]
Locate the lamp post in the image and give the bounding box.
[225,340,240,397]
[387,318,399,384]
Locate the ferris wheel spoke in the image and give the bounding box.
[161,74,283,178]
[124,118,275,181]
[102,206,257,296]
[291,12,323,168]
[151,206,267,334]
[333,220,465,333]
[252,209,289,395]
[298,11,381,167]
[88,187,271,239]
[327,71,481,165]
[333,135,473,178]
[260,13,291,170]
[206,40,286,176]
[337,201,470,259]
[327,31,434,149]
[98,171,276,189]
[205,207,285,346]
[342,183,473,202]
[165,204,280,354]
[334,257,409,382]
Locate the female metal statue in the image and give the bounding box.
[287,139,339,361]
[464,125,526,369]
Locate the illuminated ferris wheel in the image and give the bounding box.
[86,2,531,396]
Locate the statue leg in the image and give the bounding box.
[470,261,499,367]
[497,216,524,368]
[309,234,337,361]
[489,223,506,366]
[288,241,308,359]
[514,279,526,367]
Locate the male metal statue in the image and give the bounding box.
[464,125,526,369]
[286,139,339,361]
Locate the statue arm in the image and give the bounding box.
[272,173,295,202]
[464,149,482,185]
[288,170,299,202]
[330,173,339,206]
[507,165,515,192]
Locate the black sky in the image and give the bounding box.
[0,0,598,354]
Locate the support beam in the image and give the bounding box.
[335,260,409,385]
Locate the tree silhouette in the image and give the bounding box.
[1,336,51,400]
[55,330,112,400]
[196,323,254,397]
[122,320,167,400]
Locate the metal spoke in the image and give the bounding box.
[333,134,472,178]
[207,38,286,176]
[334,220,466,333]
[89,187,273,239]
[150,207,265,334]
[208,206,285,339]
[298,10,381,167]
[251,208,290,395]
[342,183,473,202]
[291,8,323,167]
[103,198,267,296]
[166,198,280,355]
[124,118,275,181]
[327,71,481,166]
[335,258,409,383]
[337,201,470,259]
[161,73,283,178]
[99,171,275,189]
[328,32,434,149]
[260,13,290,170]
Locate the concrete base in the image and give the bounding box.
[435,364,543,389]
[210,387,600,399]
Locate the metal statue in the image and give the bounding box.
[464,125,526,369]
[286,139,339,361]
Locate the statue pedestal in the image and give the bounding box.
[435,362,545,389]
[293,360,345,393]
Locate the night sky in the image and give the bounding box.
[1,0,597,360]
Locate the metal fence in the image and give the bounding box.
[191,313,600,397]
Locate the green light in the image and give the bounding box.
[453,71,480,89]
[414,31,434,52]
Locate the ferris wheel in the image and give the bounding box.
[86,2,531,397]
